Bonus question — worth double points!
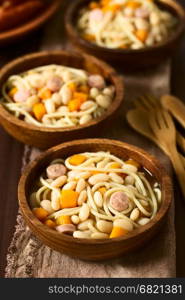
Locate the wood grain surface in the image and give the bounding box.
[0,0,185,277]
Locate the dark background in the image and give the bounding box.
[0,0,185,277]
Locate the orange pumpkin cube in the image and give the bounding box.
[38,88,52,100]
[32,102,46,121]
[60,190,78,209]
[56,215,72,225]
[125,159,140,169]
[8,87,18,98]
[33,207,48,220]
[69,154,87,165]
[44,219,56,228]
[68,99,82,112]
[109,226,128,238]
[135,29,148,42]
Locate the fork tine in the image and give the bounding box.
[135,95,153,111]
[162,110,175,130]
[134,97,147,110]
[155,109,167,129]
[149,111,161,133]
[134,94,160,112]
[140,95,153,109]
[145,94,160,108]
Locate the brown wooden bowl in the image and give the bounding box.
[65,0,185,70]
[18,138,172,261]
[0,51,124,149]
[0,0,61,46]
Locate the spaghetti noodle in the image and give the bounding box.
[1,64,115,128]
[30,151,161,239]
[77,0,177,50]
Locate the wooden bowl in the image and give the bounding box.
[0,0,61,46]
[0,51,124,149]
[18,138,172,261]
[65,0,185,70]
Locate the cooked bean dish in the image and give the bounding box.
[77,0,177,49]
[30,151,161,239]
[1,65,114,128]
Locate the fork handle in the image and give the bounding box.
[168,147,185,198]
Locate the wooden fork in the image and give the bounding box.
[134,94,185,153]
[127,108,185,168]
[149,109,185,198]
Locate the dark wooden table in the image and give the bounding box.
[0,1,185,277]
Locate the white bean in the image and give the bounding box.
[52,93,63,105]
[88,173,109,185]
[42,115,51,125]
[51,175,67,188]
[97,158,110,168]
[79,114,92,125]
[131,43,143,49]
[60,85,72,104]
[80,100,95,111]
[123,164,137,173]
[96,94,111,109]
[76,178,86,193]
[71,215,80,225]
[109,172,124,184]
[103,87,114,97]
[140,200,149,207]
[151,25,161,36]
[130,208,140,221]
[77,190,87,206]
[77,219,93,231]
[155,34,163,42]
[161,11,172,22]
[40,200,54,213]
[91,232,109,239]
[94,191,103,208]
[68,170,80,180]
[27,74,44,89]
[62,181,76,190]
[124,7,134,17]
[150,12,160,25]
[125,175,135,185]
[96,220,113,234]
[135,18,149,30]
[57,106,69,113]
[73,230,91,239]
[137,218,150,226]
[26,95,39,108]
[45,99,55,114]
[160,24,168,37]
[51,190,60,211]
[62,71,74,82]
[80,172,92,179]
[114,218,133,231]
[79,203,90,222]
[145,34,155,46]
[90,87,99,98]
